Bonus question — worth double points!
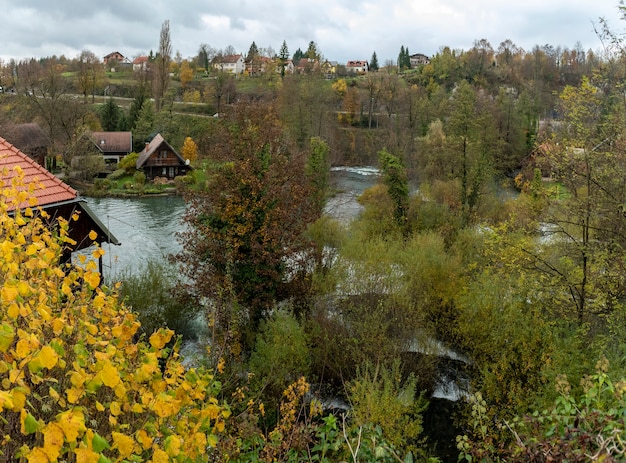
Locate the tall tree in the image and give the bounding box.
[153,19,172,111]
[279,40,289,77]
[370,51,379,71]
[75,50,104,103]
[175,102,319,348]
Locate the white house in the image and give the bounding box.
[213,54,245,74]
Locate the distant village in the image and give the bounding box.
[101,49,432,78]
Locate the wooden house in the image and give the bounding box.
[136,133,192,181]
[103,51,125,65]
[0,136,119,269]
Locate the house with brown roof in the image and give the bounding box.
[136,133,192,181]
[89,131,133,164]
[213,54,245,74]
[103,51,125,65]
[2,123,50,167]
[0,136,119,267]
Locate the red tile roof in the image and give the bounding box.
[0,136,77,211]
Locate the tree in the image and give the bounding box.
[98,97,123,131]
[306,136,331,214]
[179,59,193,88]
[370,51,379,71]
[305,41,320,60]
[75,49,104,103]
[197,43,214,72]
[153,19,172,111]
[180,136,198,162]
[378,148,409,230]
[246,41,259,61]
[279,40,289,77]
[175,102,319,348]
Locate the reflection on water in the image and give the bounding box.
[83,167,380,281]
[83,195,186,281]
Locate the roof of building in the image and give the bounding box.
[136,133,188,168]
[133,56,149,65]
[3,123,50,151]
[0,136,77,211]
[218,54,243,64]
[90,131,133,154]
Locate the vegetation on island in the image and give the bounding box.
[4,6,626,461]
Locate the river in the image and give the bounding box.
[83,166,379,282]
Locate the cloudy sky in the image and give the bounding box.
[0,1,622,65]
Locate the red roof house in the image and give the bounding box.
[0,136,119,263]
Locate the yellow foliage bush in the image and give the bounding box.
[0,168,230,462]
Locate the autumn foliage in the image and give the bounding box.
[0,167,230,462]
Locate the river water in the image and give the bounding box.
[83,166,379,282]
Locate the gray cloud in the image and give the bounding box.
[0,0,620,64]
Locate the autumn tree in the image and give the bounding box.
[179,60,193,89]
[180,136,198,162]
[75,49,105,103]
[175,101,319,349]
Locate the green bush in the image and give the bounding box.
[133,170,146,186]
[118,152,139,174]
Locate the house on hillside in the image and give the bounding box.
[0,136,119,269]
[213,54,245,75]
[103,51,125,65]
[89,131,133,164]
[410,53,431,66]
[346,60,369,74]
[295,58,320,74]
[321,60,338,79]
[2,123,50,167]
[136,133,192,181]
[133,56,149,72]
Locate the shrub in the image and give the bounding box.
[133,170,146,186]
[0,172,230,461]
[118,152,139,174]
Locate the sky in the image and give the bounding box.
[0,1,623,65]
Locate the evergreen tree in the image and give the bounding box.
[293,48,304,65]
[279,40,289,77]
[370,51,379,71]
[99,97,122,131]
[247,41,259,61]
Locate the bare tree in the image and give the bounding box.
[153,19,172,111]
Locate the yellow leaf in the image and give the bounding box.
[11,388,26,410]
[83,271,100,289]
[96,401,105,412]
[26,447,49,463]
[75,446,100,463]
[151,448,169,463]
[42,422,64,461]
[99,362,120,388]
[112,431,135,458]
[66,387,83,404]
[57,408,86,442]
[136,429,153,450]
[149,329,174,350]
[153,392,181,418]
[110,401,122,416]
[1,285,18,304]
[88,230,98,241]
[164,434,182,457]
[38,345,58,369]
